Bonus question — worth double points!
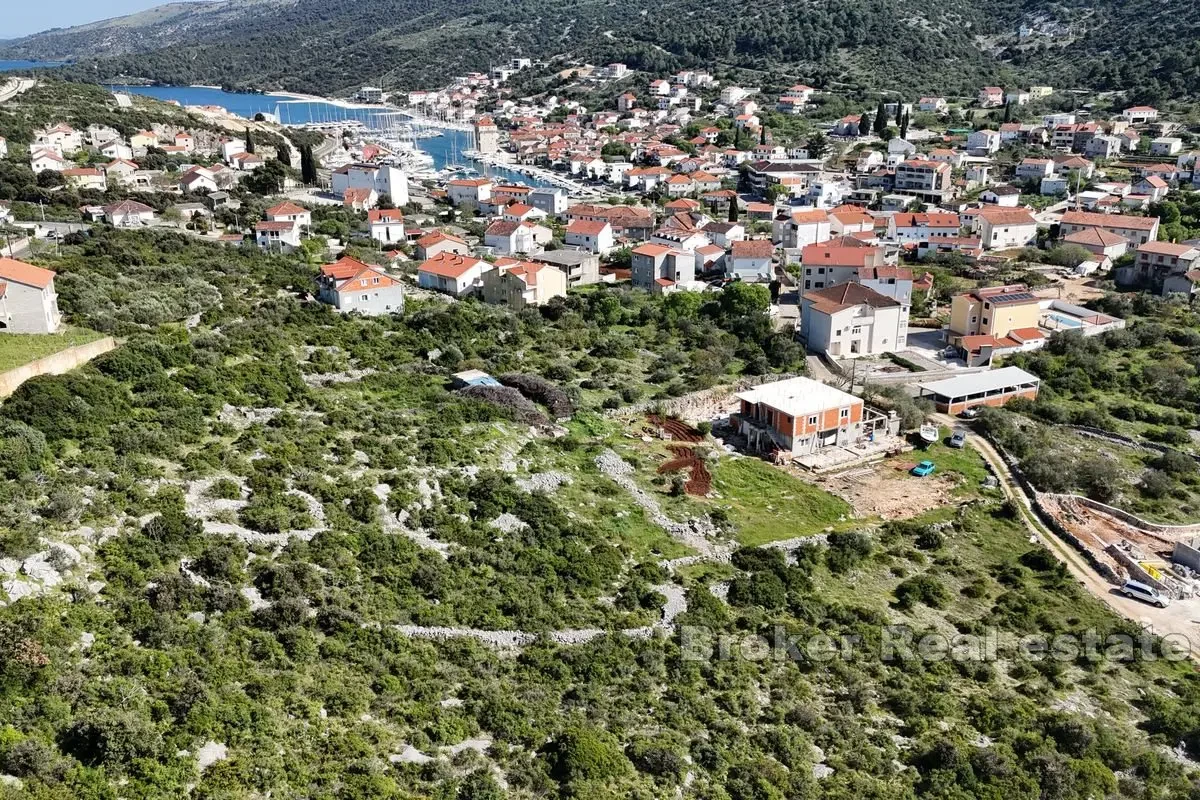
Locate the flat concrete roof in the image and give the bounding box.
[735,377,861,418]
[917,366,1040,399]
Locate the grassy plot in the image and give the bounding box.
[0,327,105,373]
[708,456,853,546]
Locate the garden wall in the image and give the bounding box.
[0,336,117,397]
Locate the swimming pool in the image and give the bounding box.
[1046,313,1083,328]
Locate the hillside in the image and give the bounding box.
[1,0,1197,100]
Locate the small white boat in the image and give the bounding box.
[919,423,939,445]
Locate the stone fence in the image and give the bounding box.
[606,373,799,421]
[0,336,117,398]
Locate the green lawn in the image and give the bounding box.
[708,456,854,546]
[0,327,105,373]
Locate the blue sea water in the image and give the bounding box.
[113,84,552,185]
[0,60,68,71]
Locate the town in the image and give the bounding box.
[3,50,1200,798]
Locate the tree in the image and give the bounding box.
[759,126,767,146]
[873,98,888,136]
[545,727,629,785]
[894,101,903,127]
[858,113,871,137]
[899,112,910,141]
[727,198,739,222]
[244,128,255,154]
[1002,101,1012,123]
[718,281,770,319]
[300,144,317,184]
[806,132,829,159]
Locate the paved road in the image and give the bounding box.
[936,413,1200,659]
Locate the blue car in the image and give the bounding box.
[911,460,936,477]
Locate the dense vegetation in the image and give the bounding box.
[2,225,1200,797]
[3,0,1200,100]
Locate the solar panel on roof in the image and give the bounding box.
[987,292,1036,304]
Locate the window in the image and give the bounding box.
[982,318,989,326]
[372,277,380,284]
[808,415,818,425]
[840,408,849,418]
[361,295,369,302]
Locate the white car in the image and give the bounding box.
[1121,579,1170,608]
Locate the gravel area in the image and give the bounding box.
[516,471,573,494]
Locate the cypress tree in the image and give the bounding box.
[900,112,910,141]
[1003,101,1012,123]
[858,113,871,137]
[728,197,739,222]
[300,145,317,184]
[245,128,255,154]
[895,101,903,127]
[873,99,888,136]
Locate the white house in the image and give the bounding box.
[180,167,219,194]
[30,149,68,173]
[104,199,157,227]
[484,219,550,255]
[367,209,405,245]
[99,140,134,161]
[332,163,408,206]
[966,129,1002,155]
[800,282,906,358]
[417,252,493,297]
[779,209,832,249]
[264,201,312,229]
[976,206,1038,249]
[727,239,775,282]
[1122,106,1158,124]
[0,257,62,333]
[447,178,493,208]
[103,159,139,185]
[564,219,614,254]
[317,256,404,316]
[255,220,301,251]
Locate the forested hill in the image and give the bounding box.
[2,0,1199,101]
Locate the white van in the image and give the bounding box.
[1120,579,1170,608]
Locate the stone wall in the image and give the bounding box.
[0,336,117,398]
[606,373,799,423]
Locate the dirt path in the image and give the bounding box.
[936,414,1200,657]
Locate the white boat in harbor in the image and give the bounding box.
[919,423,939,446]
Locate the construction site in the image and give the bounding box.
[1039,493,1200,602]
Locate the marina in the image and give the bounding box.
[113,84,572,190]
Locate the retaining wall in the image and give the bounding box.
[607,373,799,421]
[0,336,117,398]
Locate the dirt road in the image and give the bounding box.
[0,78,35,103]
[934,413,1200,657]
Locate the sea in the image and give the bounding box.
[0,60,69,71]
[112,84,552,185]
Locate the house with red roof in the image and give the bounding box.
[727,239,776,282]
[367,209,405,245]
[631,243,696,293]
[414,230,470,261]
[0,257,62,333]
[417,253,493,297]
[564,219,614,254]
[481,259,569,309]
[801,282,907,358]
[317,256,404,316]
[265,201,312,229]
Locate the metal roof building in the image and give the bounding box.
[917,366,1040,413]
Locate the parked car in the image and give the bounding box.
[949,431,967,449]
[1120,579,1170,608]
[911,460,936,477]
[958,407,981,419]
